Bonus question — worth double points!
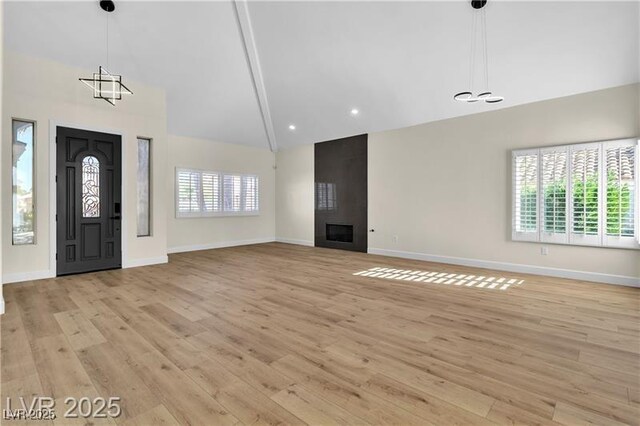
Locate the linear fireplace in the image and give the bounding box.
[326,224,354,243]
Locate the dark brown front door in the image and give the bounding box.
[56,126,122,275]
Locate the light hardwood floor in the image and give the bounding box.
[1,242,639,425]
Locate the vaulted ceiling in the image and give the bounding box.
[4,1,639,150]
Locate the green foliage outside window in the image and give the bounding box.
[572,178,598,235]
[520,174,632,236]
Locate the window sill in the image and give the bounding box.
[511,237,640,250]
[176,212,260,219]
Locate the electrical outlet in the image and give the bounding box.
[541,246,549,255]
[392,235,399,244]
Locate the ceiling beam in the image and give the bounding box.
[233,0,278,152]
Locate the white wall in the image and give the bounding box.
[276,84,640,285]
[167,134,275,253]
[275,144,314,246]
[2,51,169,282]
[0,1,5,312]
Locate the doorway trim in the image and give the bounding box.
[48,120,128,276]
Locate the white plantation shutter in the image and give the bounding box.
[223,174,242,212]
[176,169,260,217]
[512,150,539,241]
[176,169,202,216]
[541,148,568,243]
[569,144,600,246]
[242,175,259,212]
[202,172,221,212]
[603,141,637,247]
[513,139,638,249]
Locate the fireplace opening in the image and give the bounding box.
[326,224,354,243]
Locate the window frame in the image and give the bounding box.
[175,167,260,218]
[12,118,37,245]
[512,138,639,250]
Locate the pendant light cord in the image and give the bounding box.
[469,10,477,92]
[469,6,491,93]
[482,7,489,92]
[106,12,110,69]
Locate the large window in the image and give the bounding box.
[12,119,36,245]
[137,138,151,236]
[176,168,259,217]
[512,139,638,249]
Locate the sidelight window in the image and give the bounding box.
[137,138,151,236]
[82,155,100,218]
[12,119,36,245]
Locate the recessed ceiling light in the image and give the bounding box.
[350,108,359,116]
[288,124,296,130]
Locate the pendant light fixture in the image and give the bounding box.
[454,0,503,104]
[79,0,132,106]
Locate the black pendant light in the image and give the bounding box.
[79,0,132,106]
[454,0,503,104]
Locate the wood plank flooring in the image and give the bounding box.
[1,242,639,425]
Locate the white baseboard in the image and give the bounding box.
[275,237,314,247]
[3,270,55,284]
[0,297,5,315]
[2,255,169,283]
[368,247,640,287]
[123,255,169,269]
[168,237,276,254]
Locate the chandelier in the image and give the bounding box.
[454,0,504,104]
[79,1,132,105]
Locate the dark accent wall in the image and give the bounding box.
[314,134,367,252]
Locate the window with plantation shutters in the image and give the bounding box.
[202,172,221,213]
[512,139,639,249]
[176,170,201,216]
[223,174,242,212]
[541,148,567,243]
[512,150,538,241]
[176,168,259,217]
[243,175,259,212]
[604,142,637,247]
[570,144,600,245]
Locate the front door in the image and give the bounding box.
[56,126,122,275]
